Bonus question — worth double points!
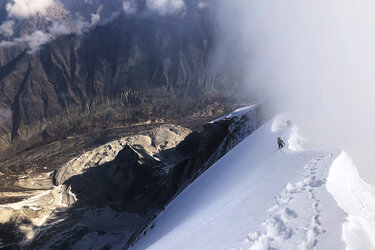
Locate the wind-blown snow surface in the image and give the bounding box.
[128,115,375,250]
[210,105,256,124]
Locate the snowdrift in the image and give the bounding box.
[128,115,375,250]
[327,152,375,250]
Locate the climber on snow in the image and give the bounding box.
[277,137,285,149]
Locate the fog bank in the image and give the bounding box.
[215,0,375,184]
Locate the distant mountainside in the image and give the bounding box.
[0,1,247,157]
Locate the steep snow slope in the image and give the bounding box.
[129,115,375,250]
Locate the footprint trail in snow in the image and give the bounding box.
[242,151,335,250]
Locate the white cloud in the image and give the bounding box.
[91,13,100,26]
[123,0,137,15]
[18,31,51,52]
[0,40,15,48]
[6,0,57,19]
[75,14,101,34]
[197,1,209,9]
[215,0,375,184]
[0,21,15,37]
[146,0,186,16]
[49,21,72,36]
[0,30,51,52]
[0,12,102,53]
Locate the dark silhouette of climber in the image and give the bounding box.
[277,137,285,149]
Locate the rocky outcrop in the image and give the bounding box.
[106,145,143,195]
[105,145,171,210]
[125,106,262,248]
[167,120,232,194]
[166,106,261,195]
[61,144,169,210]
[0,106,261,248]
[53,124,191,186]
[61,106,261,214]
[0,124,191,248]
[49,124,190,212]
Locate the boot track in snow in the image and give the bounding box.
[243,152,335,249]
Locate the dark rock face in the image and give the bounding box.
[168,119,232,194]
[64,145,170,211]
[61,118,235,214]
[106,145,170,211]
[0,9,244,157]
[125,107,261,248]
[106,145,144,197]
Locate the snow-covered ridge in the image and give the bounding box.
[203,105,260,171]
[327,152,375,250]
[128,115,375,250]
[210,105,257,124]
